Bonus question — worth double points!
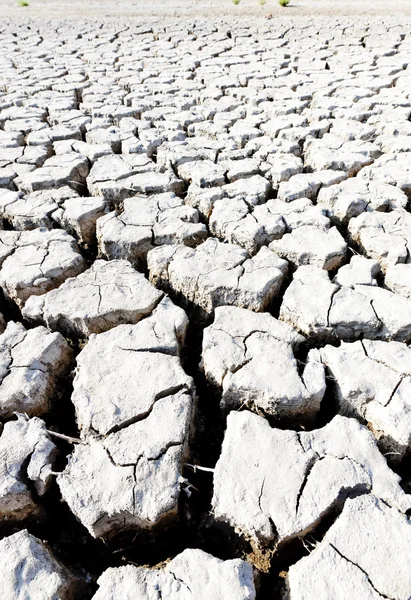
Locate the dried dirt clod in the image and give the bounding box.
[58,297,195,538]
[286,495,411,600]
[212,411,410,546]
[22,259,163,338]
[58,390,194,538]
[269,225,347,271]
[317,179,407,225]
[0,227,86,307]
[148,238,288,317]
[319,339,411,460]
[0,529,80,600]
[96,192,207,265]
[202,306,325,422]
[280,263,411,343]
[92,549,256,599]
[0,415,57,521]
[348,209,411,271]
[0,321,73,418]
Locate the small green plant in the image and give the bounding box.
[258,0,267,5]
[18,0,29,6]
[279,0,289,6]
[232,0,241,4]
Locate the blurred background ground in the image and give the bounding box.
[1,0,411,20]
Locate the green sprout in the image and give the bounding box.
[279,0,289,6]
[18,0,29,6]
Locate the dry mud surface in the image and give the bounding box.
[1,9,411,600]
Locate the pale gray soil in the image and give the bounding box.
[2,0,411,19]
[1,6,411,600]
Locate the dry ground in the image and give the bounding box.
[2,0,411,20]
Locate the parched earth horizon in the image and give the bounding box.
[1,1,411,599]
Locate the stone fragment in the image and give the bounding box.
[212,411,410,545]
[97,193,207,265]
[0,228,85,306]
[23,259,163,338]
[0,321,73,417]
[286,495,411,600]
[92,549,256,600]
[148,238,288,317]
[202,306,325,421]
[0,529,78,600]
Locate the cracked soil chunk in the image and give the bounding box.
[348,210,411,270]
[304,134,380,176]
[269,225,347,271]
[0,227,85,307]
[320,339,411,460]
[58,389,193,538]
[286,495,411,600]
[358,152,411,196]
[148,238,288,317]
[0,321,73,418]
[212,411,410,546]
[59,299,194,537]
[280,264,411,343]
[0,415,56,521]
[87,154,184,203]
[92,549,256,600]
[385,262,411,298]
[16,153,89,194]
[22,259,163,338]
[70,296,192,436]
[0,529,78,600]
[317,179,407,224]
[97,192,207,265]
[202,306,325,421]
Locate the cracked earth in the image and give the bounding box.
[1,5,411,599]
